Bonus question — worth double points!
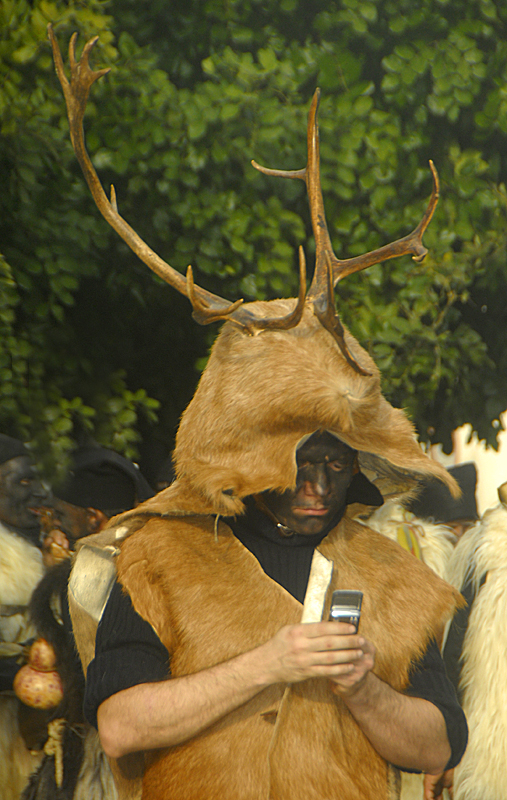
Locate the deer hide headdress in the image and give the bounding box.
[49,29,458,516]
[174,301,456,515]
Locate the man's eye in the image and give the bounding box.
[328,462,344,472]
[19,478,31,486]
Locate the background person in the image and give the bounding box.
[425,481,507,800]
[0,434,48,800]
[19,444,153,800]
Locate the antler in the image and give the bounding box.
[48,26,309,334]
[253,88,439,373]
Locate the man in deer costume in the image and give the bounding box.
[49,28,468,800]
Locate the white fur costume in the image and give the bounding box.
[0,521,45,799]
[365,500,457,800]
[445,501,507,800]
[366,500,456,581]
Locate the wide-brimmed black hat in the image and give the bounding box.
[53,446,154,512]
[0,434,30,466]
[406,462,479,523]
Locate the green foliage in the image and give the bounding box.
[2,0,507,481]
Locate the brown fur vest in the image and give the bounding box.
[113,509,459,800]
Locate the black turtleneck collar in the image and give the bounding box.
[225,498,344,603]
[223,470,382,603]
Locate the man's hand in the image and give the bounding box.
[41,528,70,567]
[424,770,454,800]
[98,619,450,773]
[98,620,369,758]
[259,620,371,686]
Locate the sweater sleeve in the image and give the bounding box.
[401,638,468,772]
[83,580,170,729]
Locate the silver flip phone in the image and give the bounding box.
[328,590,363,632]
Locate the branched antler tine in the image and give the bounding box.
[329,161,440,285]
[236,245,307,334]
[303,88,342,303]
[186,266,244,326]
[48,24,237,321]
[251,161,306,181]
[304,88,336,272]
[110,185,118,213]
[405,160,440,258]
[252,89,337,302]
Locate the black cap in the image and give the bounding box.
[406,462,479,523]
[53,446,154,512]
[0,434,29,466]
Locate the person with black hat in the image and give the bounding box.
[0,434,48,800]
[399,463,480,800]
[359,465,478,800]
[406,462,479,541]
[18,445,154,800]
[434,482,507,800]
[40,445,154,564]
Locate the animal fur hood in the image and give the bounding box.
[147,302,457,517]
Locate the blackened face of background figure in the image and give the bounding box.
[261,432,357,536]
[0,455,46,541]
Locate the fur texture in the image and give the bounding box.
[173,303,458,515]
[366,500,456,580]
[365,501,457,800]
[0,522,45,799]
[23,560,117,800]
[445,503,507,800]
[111,509,459,800]
[73,729,118,800]
[0,522,43,643]
[0,697,44,800]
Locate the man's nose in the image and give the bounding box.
[32,480,49,502]
[303,464,329,497]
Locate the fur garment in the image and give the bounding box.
[173,303,458,515]
[0,522,45,800]
[101,507,460,800]
[365,501,457,800]
[366,500,456,581]
[68,260,463,799]
[21,561,117,800]
[0,521,43,643]
[445,502,507,800]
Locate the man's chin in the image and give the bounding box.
[290,512,332,535]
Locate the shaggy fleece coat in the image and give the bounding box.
[445,502,507,800]
[0,522,45,800]
[365,501,457,800]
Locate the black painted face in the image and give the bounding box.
[261,431,357,535]
[0,455,47,536]
[46,497,91,541]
